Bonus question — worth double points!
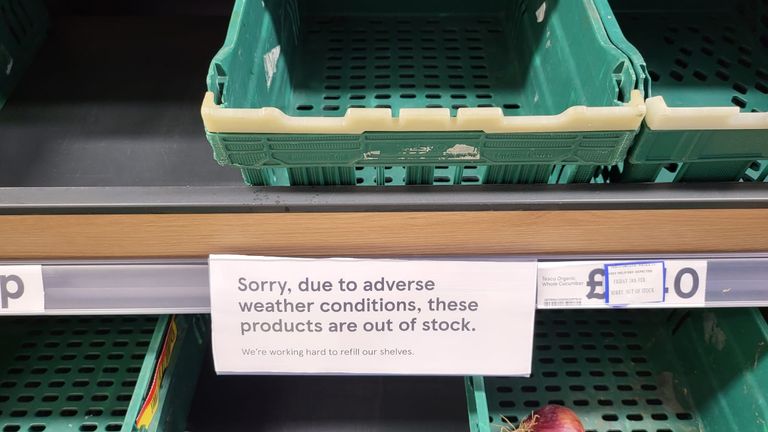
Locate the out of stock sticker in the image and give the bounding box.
[604,261,666,305]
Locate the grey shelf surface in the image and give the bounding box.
[0,14,242,190]
[6,254,767,315]
[1,16,768,214]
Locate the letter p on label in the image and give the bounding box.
[0,274,24,308]
[0,266,45,313]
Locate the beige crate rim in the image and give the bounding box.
[645,96,768,131]
[201,90,645,134]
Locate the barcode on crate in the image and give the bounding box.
[542,298,583,308]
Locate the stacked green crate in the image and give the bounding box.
[202,0,645,186]
[0,315,207,432]
[466,308,768,431]
[596,0,768,182]
[0,0,47,109]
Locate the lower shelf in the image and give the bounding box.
[468,308,768,432]
[2,309,766,431]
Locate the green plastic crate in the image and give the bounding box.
[594,0,768,183]
[466,308,768,432]
[202,0,645,186]
[0,315,208,432]
[0,0,47,109]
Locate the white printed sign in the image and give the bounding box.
[209,255,538,376]
[0,265,45,313]
[537,260,707,308]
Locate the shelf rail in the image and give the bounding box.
[5,254,768,315]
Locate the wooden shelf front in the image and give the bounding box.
[1,209,766,259]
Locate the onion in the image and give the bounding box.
[503,405,585,432]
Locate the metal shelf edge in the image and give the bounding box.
[1,183,768,214]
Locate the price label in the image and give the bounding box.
[537,260,707,308]
[0,265,45,314]
[209,255,538,376]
